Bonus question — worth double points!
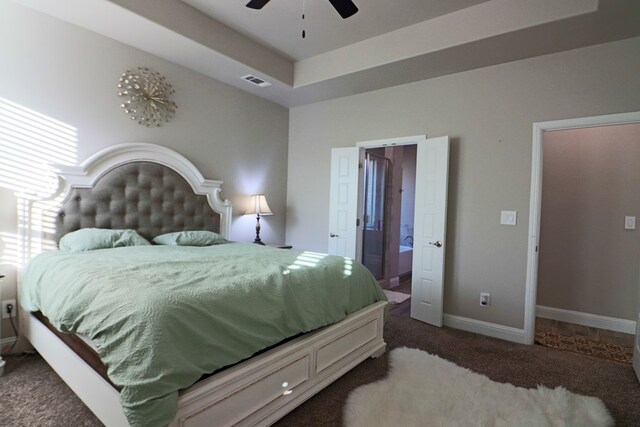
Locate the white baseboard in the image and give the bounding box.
[443,314,526,344]
[536,305,636,335]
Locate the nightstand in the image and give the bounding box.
[267,244,292,249]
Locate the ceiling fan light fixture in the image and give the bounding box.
[327,0,358,19]
[245,0,359,19]
[245,0,270,10]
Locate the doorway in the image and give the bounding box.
[532,123,639,363]
[524,112,640,369]
[361,146,417,316]
[327,135,450,327]
[361,146,417,286]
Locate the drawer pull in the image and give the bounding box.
[282,380,294,396]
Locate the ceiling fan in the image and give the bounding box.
[246,0,359,19]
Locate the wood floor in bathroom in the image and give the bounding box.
[388,274,412,318]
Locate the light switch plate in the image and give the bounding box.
[500,210,517,226]
[625,216,636,230]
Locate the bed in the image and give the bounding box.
[17,143,387,427]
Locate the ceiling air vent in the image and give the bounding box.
[241,74,271,88]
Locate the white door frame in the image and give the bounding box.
[356,135,428,149]
[523,111,640,345]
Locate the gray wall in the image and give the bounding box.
[538,124,640,320]
[287,36,640,329]
[0,2,289,341]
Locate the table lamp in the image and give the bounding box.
[246,194,273,245]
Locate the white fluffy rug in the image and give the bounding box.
[344,348,613,427]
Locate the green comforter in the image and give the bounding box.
[21,243,386,426]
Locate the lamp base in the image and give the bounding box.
[253,214,265,245]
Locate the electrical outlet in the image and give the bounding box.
[2,299,16,319]
[480,293,491,307]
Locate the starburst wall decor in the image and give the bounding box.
[117,67,177,127]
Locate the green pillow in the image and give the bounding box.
[153,230,227,246]
[59,229,151,252]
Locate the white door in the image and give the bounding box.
[328,147,360,258]
[411,136,450,327]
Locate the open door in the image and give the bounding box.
[328,138,450,327]
[327,147,361,258]
[410,136,450,327]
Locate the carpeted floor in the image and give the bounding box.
[1,313,639,426]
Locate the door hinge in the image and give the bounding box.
[358,161,363,169]
[535,245,538,253]
[356,218,360,227]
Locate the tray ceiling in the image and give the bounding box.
[181,0,490,60]
[13,0,640,107]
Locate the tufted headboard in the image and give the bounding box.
[25,143,232,253]
[51,161,221,243]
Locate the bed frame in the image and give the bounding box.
[17,143,387,427]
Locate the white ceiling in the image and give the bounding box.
[181,0,490,60]
[12,0,640,107]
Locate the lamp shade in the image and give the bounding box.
[246,194,273,216]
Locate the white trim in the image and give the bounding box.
[523,122,544,345]
[524,111,640,345]
[356,134,427,148]
[536,305,636,335]
[443,314,525,344]
[634,312,640,380]
[531,112,640,132]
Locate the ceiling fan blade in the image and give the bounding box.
[246,0,271,10]
[327,0,358,19]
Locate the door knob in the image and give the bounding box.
[330,233,339,238]
[429,240,443,247]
